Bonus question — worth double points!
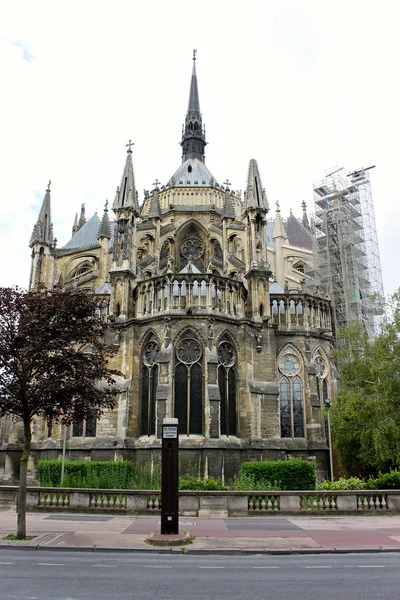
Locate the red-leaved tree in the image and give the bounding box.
[0,286,120,538]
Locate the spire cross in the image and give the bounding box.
[301,200,307,211]
[126,139,134,153]
[223,179,231,188]
[276,200,280,211]
[193,49,197,61]
[46,179,51,192]
[104,199,109,211]
[153,179,161,189]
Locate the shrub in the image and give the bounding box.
[316,476,366,490]
[365,470,400,490]
[179,475,225,490]
[37,460,134,489]
[228,473,281,491]
[239,459,316,491]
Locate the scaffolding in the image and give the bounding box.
[312,166,384,339]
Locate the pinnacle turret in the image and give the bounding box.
[113,141,139,215]
[221,194,236,220]
[302,200,311,232]
[273,201,287,240]
[97,201,112,239]
[244,159,269,212]
[78,204,86,229]
[147,184,162,220]
[30,180,54,247]
[181,50,207,163]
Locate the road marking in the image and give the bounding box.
[253,566,280,569]
[92,564,118,568]
[38,563,65,566]
[0,562,13,565]
[199,566,225,569]
[304,566,332,569]
[144,565,172,569]
[358,565,385,568]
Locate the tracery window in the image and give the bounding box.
[217,336,237,436]
[278,346,305,438]
[140,336,160,436]
[179,227,204,271]
[174,331,203,435]
[314,350,329,436]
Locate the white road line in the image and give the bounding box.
[304,566,332,569]
[199,566,225,569]
[252,566,280,569]
[38,563,65,566]
[0,562,12,565]
[144,565,172,569]
[358,565,385,568]
[92,564,118,568]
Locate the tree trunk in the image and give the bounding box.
[17,419,31,539]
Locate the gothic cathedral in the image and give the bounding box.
[1,54,336,483]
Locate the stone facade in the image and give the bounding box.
[0,55,337,484]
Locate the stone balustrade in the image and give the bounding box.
[135,273,246,318]
[270,293,332,330]
[134,274,333,328]
[1,487,399,516]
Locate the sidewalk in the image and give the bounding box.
[1,511,400,554]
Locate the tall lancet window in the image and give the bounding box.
[278,346,305,438]
[140,336,160,436]
[314,349,330,439]
[174,331,203,435]
[217,336,237,436]
[314,351,329,405]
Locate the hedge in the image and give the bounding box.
[365,471,400,490]
[37,460,134,489]
[239,458,316,491]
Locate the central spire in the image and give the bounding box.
[181,50,207,163]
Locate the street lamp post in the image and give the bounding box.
[61,424,67,485]
[324,398,334,481]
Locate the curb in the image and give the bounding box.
[0,544,400,556]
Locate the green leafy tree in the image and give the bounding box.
[0,286,120,538]
[331,291,400,474]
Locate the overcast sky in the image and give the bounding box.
[1,0,399,295]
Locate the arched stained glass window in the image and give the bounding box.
[174,331,203,435]
[217,337,237,436]
[140,337,160,436]
[278,346,305,438]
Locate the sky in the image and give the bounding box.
[1,0,399,295]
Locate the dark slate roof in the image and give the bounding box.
[168,157,218,187]
[285,214,313,250]
[62,213,101,250]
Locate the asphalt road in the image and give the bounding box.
[0,550,399,600]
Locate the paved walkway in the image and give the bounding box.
[1,511,400,554]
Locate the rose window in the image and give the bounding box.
[143,340,160,366]
[176,339,202,364]
[181,238,204,260]
[218,342,235,367]
[279,354,301,376]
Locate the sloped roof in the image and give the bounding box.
[168,158,218,187]
[285,214,313,250]
[269,281,285,293]
[62,213,101,250]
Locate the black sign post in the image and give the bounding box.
[161,417,179,535]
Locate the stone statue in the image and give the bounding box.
[167,254,174,273]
